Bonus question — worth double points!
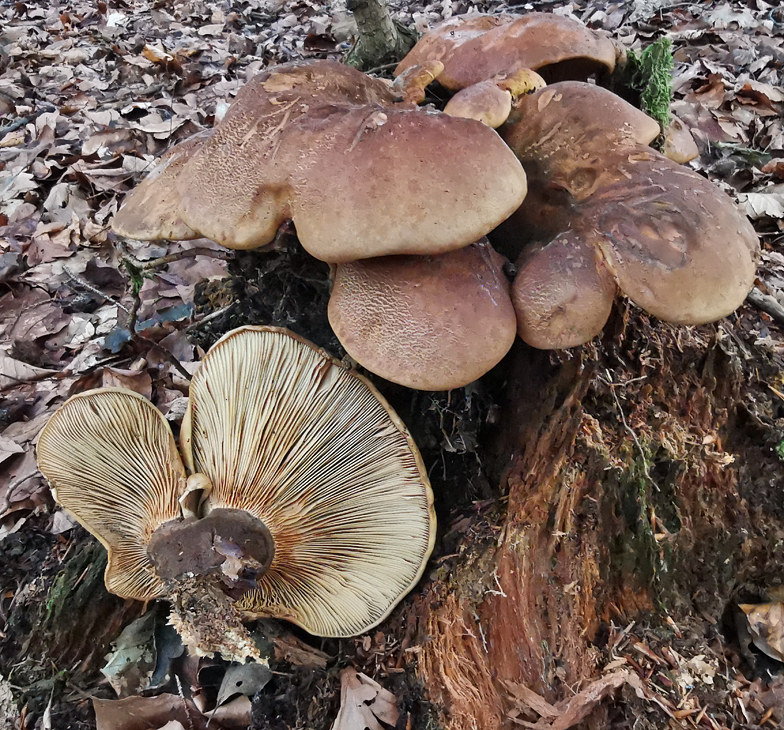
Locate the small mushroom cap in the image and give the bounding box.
[503,82,661,177]
[512,229,617,349]
[662,114,699,164]
[328,241,517,391]
[180,326,436,638]
[392,60,445,104]
[395,13,616,91]
[496,68,547,96]
[444,81,513,128]
[112,130,211,241]
[36,388,187,600]
[588,149,759,324]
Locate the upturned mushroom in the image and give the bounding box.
[498,82,759,348]
[37,327,436,659]
[328,240,517,391]
[113,60,527,264]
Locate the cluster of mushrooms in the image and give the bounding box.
[37,12,760,659]
[111,11,759,391]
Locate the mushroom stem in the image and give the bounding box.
[147,508,275,593]
[167,575,264,663]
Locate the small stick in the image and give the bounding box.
[121,246,233,272]
[746,287,784,327]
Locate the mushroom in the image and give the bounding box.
[112,59,527,264]
[394,12,617,92]
[111,130,211,242]
[497,82,759,348]
[37,327,436,655]
[511,229,616,349]
[328,240,517,390]
[443,68,546,128]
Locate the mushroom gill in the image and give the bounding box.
[37,327,436,652]
[181,326,436,637]
[36,388,186,601]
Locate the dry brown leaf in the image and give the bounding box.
[331,668,399,730]
[93,694,210,730]
[0,354,57,390]
[740,602,784,662]
[101,367,153,399]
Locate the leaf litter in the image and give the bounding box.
[1,0,784,728]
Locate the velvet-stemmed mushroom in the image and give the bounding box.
[113,59,527,263]
[37,327,436,659]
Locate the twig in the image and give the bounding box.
[746,287,784,326]
[185,304,235,333]
[363,61,399,75]
[126,285,141,336]
[120,245,233,272]
[64,270,131,313]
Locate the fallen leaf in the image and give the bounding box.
[101,611,159,697]
[215,663,272,707]
[740,602,784,662]
[741,192,784,219]
[93,694,209,730]
[331,668,399,730]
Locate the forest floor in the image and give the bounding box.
[1,0,784,728]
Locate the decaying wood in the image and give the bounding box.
[409,308,784,729]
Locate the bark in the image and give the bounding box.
[345,0,417,70]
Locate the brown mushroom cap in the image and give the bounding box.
[392,60,445,104]
[112,60,528,263]
[180,326,436,637]
[512,229,616,349]
[503,82,661,179]
[36,388,186,600]
[444,80,512,128]
[587,149,758,324]
[328,241,517,391]
[662,114,699,164]
[112,130,211,241]
[394,13,617,91]
[498,83,759,343]
[282,106,528,262]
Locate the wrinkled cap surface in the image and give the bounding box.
[512,229,616,349]
[500,82,759,343]
[180,326,436,637]
[113,60,527,263]
[503,82,661,180]
[587,149,759,324]
[395,13,616,91]
[36,388,187,600]
[328,241,517,390]
[112,130,211,241]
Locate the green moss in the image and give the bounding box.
[624,37,674,129]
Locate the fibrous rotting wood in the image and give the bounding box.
[408,308,784,729]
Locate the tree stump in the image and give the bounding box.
[407,306,784,729]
